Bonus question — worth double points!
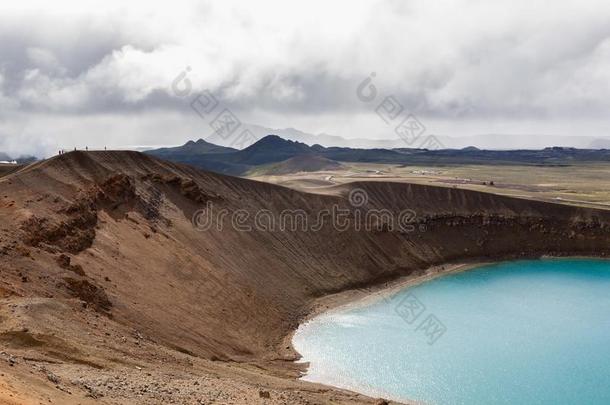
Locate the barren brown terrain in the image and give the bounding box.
[2,151,610,404]
[0,164,22,179]
[249,162,610,209]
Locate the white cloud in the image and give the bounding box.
[0,72,19,110]
[1,0,610,153]
[26,47,65,74]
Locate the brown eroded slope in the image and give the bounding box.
[247,155,343,176]
[1,151,610,404]
[0,164,23,179]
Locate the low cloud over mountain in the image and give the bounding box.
[2,0,610,156]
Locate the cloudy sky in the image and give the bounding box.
[2,0,610,156]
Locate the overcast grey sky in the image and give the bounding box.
[2,0,610,156]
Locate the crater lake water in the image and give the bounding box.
[293,259,610,405]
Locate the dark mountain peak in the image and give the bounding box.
[245,135,311,153]
[545,146,576,151]
[0,152,36,164]
[184,138,214,147]
[180,138,223,150]
[258,134,284,143]
[234,135,313,166]
[148,138,238,158]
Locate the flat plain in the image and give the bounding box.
[249,162,610,210]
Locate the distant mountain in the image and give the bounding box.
[393,146,610,166]
[203,122,610,150]
[205,123,414,149]
[149,135,416,175]
[147,135,610,177]
[146,139,246,175]
[204,124,351,149]
[149,139,237,158]
[445,134,610,150]
[0,152,37,164]
[589,139,610,149]
[147,135,316,174]
[232,135,312,165]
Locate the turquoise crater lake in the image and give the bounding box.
[293,259,610,405]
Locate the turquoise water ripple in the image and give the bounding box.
[294,259,610,405]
